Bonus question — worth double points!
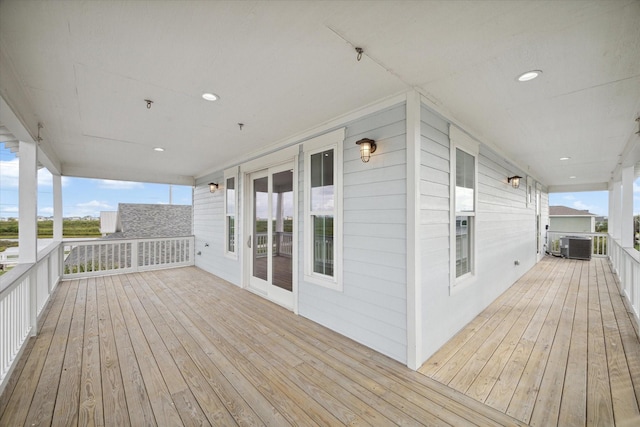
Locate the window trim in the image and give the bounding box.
[449,126,479,293]
[224,166,239,259]
[303,128,344,291]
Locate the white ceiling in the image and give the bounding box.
[0,0,639,190]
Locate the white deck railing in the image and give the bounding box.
[609,238,640,327]
[547,231,608,257]
[255,232,293,258]
[0,241,61,396]
[0,236,194,394]
[62,236,195,278]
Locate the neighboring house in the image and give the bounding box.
[106,203,192,239]
[99,211,117,236]
[66,204,192,269]
[549,205,596,233]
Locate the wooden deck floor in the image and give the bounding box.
[0,267,524,426]
[420,256,640,426]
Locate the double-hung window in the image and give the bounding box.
[450,127,478,288]
[224,167,238,258]
[455,148,474,277]
[304,128,344,290]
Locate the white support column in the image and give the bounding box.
[275,191,284,233]
[621,166,634,248]
[406,91,422,370]
[18,140,38,336]
[53,173,63,241]
[19,140,38,263]
[608,185,615,240]
[612,181,622,241]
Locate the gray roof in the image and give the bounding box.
[106,203,192,239]
[549,205,595,217]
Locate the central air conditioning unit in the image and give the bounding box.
[560,236,592,260]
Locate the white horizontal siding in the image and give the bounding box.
[419,102,543,362]
[298,103,408,363]
[193,174,241,286]
[418,105,451,362]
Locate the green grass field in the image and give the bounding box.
[0,219,101,240]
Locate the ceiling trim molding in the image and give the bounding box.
[548,183,609,193]
[62,164,194,186]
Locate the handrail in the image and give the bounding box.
[609,237,640,328]
[0,243,59,395]
[62,235,195,278]
[1,235,195,395]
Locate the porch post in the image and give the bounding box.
[275,190,284,255]
[608,184,615,240]
[611,180,621,241]
[621,166,634,248]
[18,140,38,263]
[19,140,38,336]
[53,173,63,241]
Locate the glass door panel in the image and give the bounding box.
[252,175,268,282]
[247,162,295,309]
[271,169,293,291]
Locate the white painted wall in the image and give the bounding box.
[419,103,548,362]
[193,103,408,363]
[193,174,242,285]
[298,103,408,363]
[191,97,551,368]
[549,216,594,233]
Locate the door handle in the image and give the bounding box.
[247,235,252,248]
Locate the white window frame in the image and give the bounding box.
[449,126,479,293]
[224,166,239,259]
[303,128,344,291]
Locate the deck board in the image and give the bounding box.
[0,265,526,426]
[420,256,640,426]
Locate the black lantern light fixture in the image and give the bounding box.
[507,175,522,189]
[355,138,377,163]
[208,182,219,193]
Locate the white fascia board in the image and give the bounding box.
[62,164,195,186]
[548,183,609,193]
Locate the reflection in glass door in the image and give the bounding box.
[248,164,294,308]
[252,175,269,282]
[272,170,294,291]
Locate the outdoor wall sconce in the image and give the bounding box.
[208,182,218,193]
[507,175,522,189]
[355,138,377,163]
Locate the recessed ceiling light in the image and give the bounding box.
[517,70,542,82]
[559,157,571,161]
[569,175,576,179]
[202,92,219,101]
[153,147,165,152]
